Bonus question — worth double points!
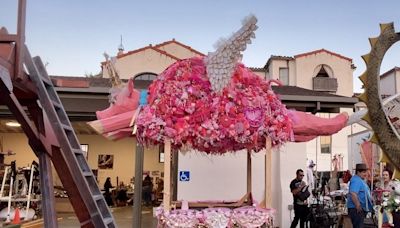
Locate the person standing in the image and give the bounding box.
[381,169,393,191]
[307,160,316,190]
[379,169,394,227]
[142,175,153,206]
[290,169,309,228]
[104,177,114,207]
[347,163,373,228]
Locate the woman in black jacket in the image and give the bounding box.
[142,175,153,206]
[104,177,114,206]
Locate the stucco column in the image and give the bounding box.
[277,143,307,228]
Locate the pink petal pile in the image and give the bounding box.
[136,57,293,153]
[155,206,275,227]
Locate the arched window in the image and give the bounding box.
[316,67,329,77]
[313,64,334,78]
[312,65,337,92]
[133,72,157,89]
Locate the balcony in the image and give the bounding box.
[313,77,338,92]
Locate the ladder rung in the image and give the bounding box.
[60,123,74,132]
[80,219,92,226]
[93,194,103,201]
[104,217,113,225]
[51,100,63,109]
[41,76,52,86]
[82,171,92,177]
[72,149,83,155]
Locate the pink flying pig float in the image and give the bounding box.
[89,15,348,153]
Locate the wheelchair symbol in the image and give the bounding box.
[179,171,190,181]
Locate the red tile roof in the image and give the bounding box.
[101,39,205,66]
[294,49,352,62]
[154,39,205,56]
[52,78,89,88]
[101,45,181,65]
[50,75,110,87]
[264,55,294,68]
[151,46,181,60]
[248,67,265,71]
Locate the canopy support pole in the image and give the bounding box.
[265,137,272,208]
[247,149,252,194]
[163,139,172,212]
[133,142,144,228]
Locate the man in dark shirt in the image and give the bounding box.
[290,169,309,228]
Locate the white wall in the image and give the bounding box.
[277,142,307,228]
[177,150,248,201]
[177,142,307,228]
[268,59,296,86]
[0,133,164,188]
[269,59,288,82]
[102,42,202,79]
[294,52,354,97]
[380,73,396,96]
[304,108,354,172]
[396,71,400,94]
[1,133,37,168]
[252,70,266,78]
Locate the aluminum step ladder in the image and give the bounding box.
[0,163,15,222]
[0,161,38,222]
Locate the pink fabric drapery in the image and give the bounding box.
[360,141,373,181]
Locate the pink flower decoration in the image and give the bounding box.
[136,57,293,153]
[244,107,265,128]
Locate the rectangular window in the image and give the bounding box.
[320,136,331,154]
[80,144,89,160]
[279,68,289,85]
[319,113,332,154]
[159,146,165,163]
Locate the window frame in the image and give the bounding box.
[80,144,89,160]
[279,67,289,85]
[159,146,165,163]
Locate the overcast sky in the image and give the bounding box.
[1,0,400,92]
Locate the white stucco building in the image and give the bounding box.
[223,49,358,227]
[252,49,358,173]
[380,67,400,96]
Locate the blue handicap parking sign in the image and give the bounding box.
[179,171,190,181]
